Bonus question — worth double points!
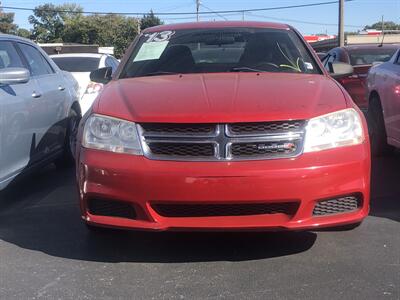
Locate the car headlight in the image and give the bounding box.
[82,114,143,155]
[304,108,364,153]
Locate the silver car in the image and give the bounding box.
[0,35,81,190]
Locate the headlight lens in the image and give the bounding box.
[304,108,364,153]
[82,114,143,155]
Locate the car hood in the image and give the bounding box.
[95,73,348,123]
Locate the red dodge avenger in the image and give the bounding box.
[76,21,371,232]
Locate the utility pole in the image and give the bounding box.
[338,0,344,46]
[196,0,200,22]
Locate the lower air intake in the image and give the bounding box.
[313,195,361,216]
[152,202,299,218]
[88,198,136,220]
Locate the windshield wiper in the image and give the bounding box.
[141,71,180,77]
[229,67,265,73]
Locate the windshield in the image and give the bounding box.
[51,56,100,72]
[120,27,320,78]
[348,48,396,65]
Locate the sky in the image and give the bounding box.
[4,0,400,35]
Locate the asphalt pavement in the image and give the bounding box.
[0,154,399,299]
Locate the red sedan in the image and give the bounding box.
[321,44,398,110]
[76,21,370,232]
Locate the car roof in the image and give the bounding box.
[143,21,291,33]
[0,33,34,44]
[49,53,105,58]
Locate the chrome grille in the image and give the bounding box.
[138,121,305,161]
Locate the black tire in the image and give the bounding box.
[367,95,393,157]
[55,107,81,168]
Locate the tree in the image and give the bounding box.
[364,21,400,31]
[62,14,139,58]
[16,28,31,39]
[140,10,163,31]
[0,1,18,34]
[28,3,83,42]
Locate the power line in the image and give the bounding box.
[248,12,363,28]
[0,0,356,16]
[200,4,229,21]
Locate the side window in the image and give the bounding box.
[18,43,54,76]
[322,54,335,70]
[105,56,117,73]
[395,51,400,65]
[112,57,120,70]
[321,55,330,67]
[0,41,24,69]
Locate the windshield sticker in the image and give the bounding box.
[134,41,169,62]
[304,62,314,70]
[144,31,175,43]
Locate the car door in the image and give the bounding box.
[0,40,41,188]
[384,52,400,141]
[16,42,67,160]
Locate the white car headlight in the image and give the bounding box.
[304,108,364,153]
[82,114,143,155]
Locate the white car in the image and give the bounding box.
[0,35,80,190]
[50,53,119,115]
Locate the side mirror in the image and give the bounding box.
[0,68,30,85]
[90,67,112,84]
[328,62,354,79]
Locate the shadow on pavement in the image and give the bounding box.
[2,151,399,263]
[370,151,400,222]
[0,165,316,263]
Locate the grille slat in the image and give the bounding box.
[148,142,215,157]
[152,202,299,218]
[141,123,216,136]
[313,195,361,216]
[228,121,304,136]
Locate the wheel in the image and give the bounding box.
[55,107,81,167]
[367,95,393,157]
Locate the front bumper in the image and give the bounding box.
[77,144,370,231]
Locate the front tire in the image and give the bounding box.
[55,107,81,167]
[367,95,393,157]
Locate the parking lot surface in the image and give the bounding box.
[0,155,399,300]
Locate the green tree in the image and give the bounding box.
[0,1,18,34]
[16,28,31,38]
[29,3,82,42]
[63,14,139,58]
[140,10,163,31]
[364,21,400,31]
